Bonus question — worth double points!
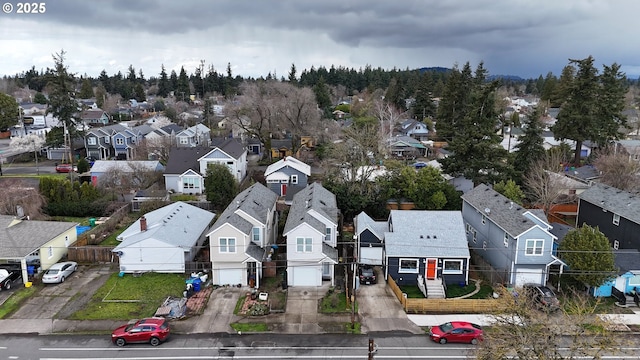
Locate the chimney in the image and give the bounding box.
[140,216,147,232]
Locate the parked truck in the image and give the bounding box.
[0,266,22,290]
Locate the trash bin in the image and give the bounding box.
[27,266,35,276]
[89,218,96,227]
[192,278,202,292]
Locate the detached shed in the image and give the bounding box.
[113,202,215,273]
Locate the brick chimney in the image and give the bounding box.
[140,216,147,232]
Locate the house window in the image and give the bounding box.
[399,258,419,273]
[183,177,200,190]
[465,223,471,233]
[325,227,331,242]
[48,246,53,259]
[105,137,110,144]
[219,238,236,253]
[87,137,96,145]
[630,275,640,286]
[613,214,620,226]
[482,215,486,225]
[115,138,124,145]
[252,227,261,243]
[179,137,189,145]
[472,230,477,243]
[569,189,576,195]
[613,239,619,250]
[296,237,312,252]
[482,241,487,250]
[291,174,298,184]
[443,260,463,274]
[525,239,544,256]
[504,233,509,248]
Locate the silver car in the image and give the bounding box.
[42,261,78,284]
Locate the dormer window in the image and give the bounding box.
[290,174,298,184]
[87,137,96,145]
[325,227,331,241]
[115,138,124,145]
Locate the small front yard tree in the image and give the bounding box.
[204,163,238,211]
[558,225,616,290]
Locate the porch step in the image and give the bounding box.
[426,285,445,299]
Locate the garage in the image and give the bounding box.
[217,268,243,285]
[514,267,544,287]
[360,246,383,266]
[289,265,320,286]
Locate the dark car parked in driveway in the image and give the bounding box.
[0,265,22,290]
[522,283,561,311]
[358,265,377,285]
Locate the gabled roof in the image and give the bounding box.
[578,184,640,224]
[284,183,338,235]
[549,222,574,244]
[81,109,107,120]
[86,123,127,137]
[271,139,293,150]
[164,147,210,175]
[613,249,640,275]
[265,156,311,177]
[384,210,469,258]
[355,211,386,240]
[131,124,154,136]
[564,165,601,182]
[208,138,246,160]
[160,124,183,134]
[212,183,278,234]
[90,160,164,173]
[462,184,550,238]
[114,202,215,250]
[177,123,210,137]
[388,135,427,149]
[0,215,77,258]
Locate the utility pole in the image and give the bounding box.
[368,338,376,359]
[33,139,39,175]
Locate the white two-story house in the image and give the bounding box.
[461,184,565,287]
[206,183,278,287]
[283,182,339,287]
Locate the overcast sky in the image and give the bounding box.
[1,0,639,81]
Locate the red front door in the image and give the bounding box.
[281,183,287,196]
[426,259,436,280]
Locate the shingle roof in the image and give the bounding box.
[283,183,338,234]
[265,156,311,177]
[384,210,469,258]
[613,249,640,275]
[462,184,547,238]
[114,202,215,251]
[164,147,210,174]
[212,183,278,234]
[212,138,246,160]
[549,222,574,244]
[578,184,640,224]
[355,212,386,240]
[90,160,163,173]
[0,215,77,258]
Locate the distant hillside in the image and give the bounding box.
[488,74,524,81]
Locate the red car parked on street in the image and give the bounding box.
[111,317,170,347]
[429,321,483,344]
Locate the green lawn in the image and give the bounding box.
[0,285,38,319]
[445,283,476,298]
[319,290,354,313]
[399,285,426,298]
[230,322,269,332]
[70,272,186,320]
[99,226,128,246]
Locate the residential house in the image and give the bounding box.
[80,109,110,127]
[387,135,427,159]
[399,119,430,142]
[564,165,601,185]
[113,202,215,273]
[0,215,77,284]
[270,139,293,159]
[354,212,387,266]
[247,137,263,155]
[163,138,248,194]
[111,124,154,160]
[283,183,339,287]
[613,140,640,162]
[592,249,640,298]
[206,183,278,287]
[176,124,210,147]
[461,184,565,287]
[264,156,311,201]
[85,123,128,160]
[384,210,470,298]
[577,184,640,251]
[19,103,48,116]
[90,160,164,188]
[425,159,474,193]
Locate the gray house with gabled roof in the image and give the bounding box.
[113,202,215,273]
[283,182,339,287]
[354,211,387,266]
[461,184,565,287]
[206,183,278,287]
[384,210,470,297]
[577,184,640,251]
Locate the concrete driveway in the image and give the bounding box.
[10,264,112,319]
[182,286,244,333]
[357,267,424,334]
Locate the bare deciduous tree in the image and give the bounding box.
[373,99,406,157]
[524,150,572,216]
[592,148,640,192]
[98,163,163,200]
[0,179,46,219]
[476,286,626,360]
[133,136,173,164]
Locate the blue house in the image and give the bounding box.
[592,249,640,297]
[461,184,566,287]
[383,210,470,298]
[112,124,154,160]
[264,156,311,203]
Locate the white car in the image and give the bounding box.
[42,261,78,284]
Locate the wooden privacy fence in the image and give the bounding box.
[387,276,499,314]
[67,246,118,264]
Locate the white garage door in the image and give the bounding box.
[292,266,320,286]
[360,247,383,266]
[514,268,543,287]
[218,268,243,285]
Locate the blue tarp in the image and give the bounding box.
[76,225,91,235]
